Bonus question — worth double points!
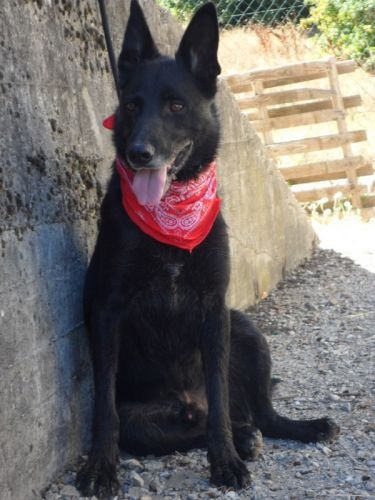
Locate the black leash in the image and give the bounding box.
[98,0,120,100]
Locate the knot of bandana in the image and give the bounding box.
[116,158,221,252]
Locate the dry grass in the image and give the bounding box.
[219,24,322,73]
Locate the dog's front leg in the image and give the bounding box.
[77,305,121,498]
[201,299,250,490]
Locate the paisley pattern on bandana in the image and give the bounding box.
[116,158,221,252]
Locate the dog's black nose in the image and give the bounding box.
[128,143,155,166]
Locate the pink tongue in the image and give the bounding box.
[132,165,168,206]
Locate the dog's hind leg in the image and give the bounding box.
[228,310,268,461]
[118,400,207,456]
[229,310,340,445]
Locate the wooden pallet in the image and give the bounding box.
[223,57,374,210]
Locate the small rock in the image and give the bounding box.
[44,492,61,500]
[299,468,313,475]
[328,393,340,402]
[149,477,163,493]
[127,487,150,499]
[59,484,79,496]
[206,489,220,498]
[357,450,369,460]
[268,482,278,491]
[122,458,144,472]
[165,470,202,489]
[144,460,164,472]
[305,302,318,311]
[341,402,352,412]
[129,470,145,488]
[225,492,238,499]
[317,444,331,456]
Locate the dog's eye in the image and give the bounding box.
[124,101,137,113]
[170,101,184,113]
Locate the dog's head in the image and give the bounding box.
[114,0,221,206]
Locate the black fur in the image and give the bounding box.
[76,2,339,497]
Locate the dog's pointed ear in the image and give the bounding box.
[176,3,221,96]
[118,0,159,88]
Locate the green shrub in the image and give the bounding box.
[302,0,375,70]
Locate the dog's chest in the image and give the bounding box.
[123,256,203,353]
[130,253,192,301]
[165,262,183,303]
[144,260,189,312]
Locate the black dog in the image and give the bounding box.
[77,1,339,497]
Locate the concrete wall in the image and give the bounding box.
[217,87,316,308]
[0,1,315,498]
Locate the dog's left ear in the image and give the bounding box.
[118,0,159,88]
[176,2,221,96]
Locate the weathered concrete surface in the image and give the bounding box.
[217,86,316,308]
[0,1,314,498]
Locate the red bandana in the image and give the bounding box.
[116,158,221,251]
[103,114,116,130]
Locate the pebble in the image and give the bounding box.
[122,458,144,472]
[129,470,145,488]
[165,470,202,489]
[328,393,340,402]
[344,402,352,412]
[206,488,220,497]
[149,477,163,493]
[59,484,79,496]
[144,460,164,472]
[317,444,331,456]
[127,487,150,499]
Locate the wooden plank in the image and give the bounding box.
[294,184,365,203]
[263,60,357,90]
[327,56,361,208]
[362,194,375,209]
[237,88,334,109]
[223,59,332,91]
[243,95,362,121]
[280,157,373,184]
[252,108,345,132]
[266,130,367,157]
[223,59,357,93]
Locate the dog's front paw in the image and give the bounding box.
[76,456,119,499]
[233,423,263,460]
[209,452,251,490]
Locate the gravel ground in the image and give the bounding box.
[44,245,375,500]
